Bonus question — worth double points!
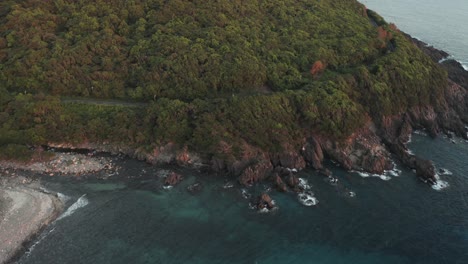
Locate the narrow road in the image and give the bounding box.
[62,98,147,108]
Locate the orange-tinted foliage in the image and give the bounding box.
[310,61,325,76]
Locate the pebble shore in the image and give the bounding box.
[0,152,116,263]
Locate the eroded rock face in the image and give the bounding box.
[238,158,273,186]
[302,137,324,170]
[270,143,306,170]
[320,125,393,174]
[272,174,288,192]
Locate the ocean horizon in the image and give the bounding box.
[361,0,468,70]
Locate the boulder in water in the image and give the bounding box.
[164,171,183,186]
[255,193,276,211]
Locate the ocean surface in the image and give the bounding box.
[14,134,468,264]
[361,0,468,69]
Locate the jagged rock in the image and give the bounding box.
[269,142,306,170]
[285,174,299,189]
[321,125,393,174]
[408,107,439,137]
[164,172,183,186]
[186,182,203,195]
[398,116,413,143]
[385,141,437,184]
[238,159,273,186]
[274,166,292,177]
[255,193,276,210]
[302,137,324,169]
[414,158,437,184]
[272,174,288,192]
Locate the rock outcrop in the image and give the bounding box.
[164,172,183,186]
[254,193,276,211]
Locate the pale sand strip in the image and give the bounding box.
[0,187,63,264]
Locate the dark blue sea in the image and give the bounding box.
[14,133,468,264]
[361,0,468,70]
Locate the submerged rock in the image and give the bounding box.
[298,191,319,206]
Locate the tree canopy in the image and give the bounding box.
[0,0,448,159]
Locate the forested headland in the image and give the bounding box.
[0,0,451,172]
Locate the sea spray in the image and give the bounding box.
[432,174,450,191]
[57,194,89,221]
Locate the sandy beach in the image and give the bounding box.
[0,182,63,264]
[0,152,114,263]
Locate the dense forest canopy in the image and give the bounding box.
[0,0,448,159]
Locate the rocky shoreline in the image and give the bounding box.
[0,152,121,264]
[38,34,467,192]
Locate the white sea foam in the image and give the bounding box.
[162,185,173,190]
[241,189,251,199]
[298,178,311,190]
[222,181,234,189]
[438,56,451,64]
[298,192,319,206]
[357,171,370,178]
[406,133,412,144]
[377,175,392,181]
[413,130,428,136]
[56,192,71,203]
[384,162,402,177]
[354,162,401,181]
[24,227,56,257]
[439,168,453,175]
[432,174,450,191]
[460,61,468,71]
[256,200,278,213]
[57,194,89,220]
[326,176,338,185]
[432,179,450,191]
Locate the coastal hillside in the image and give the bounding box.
[1,0,467,186]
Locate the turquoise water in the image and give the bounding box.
[15,134,468,263]
[361,0,468,69]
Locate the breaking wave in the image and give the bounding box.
[57,194,89,221]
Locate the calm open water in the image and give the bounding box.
[361,0,468,69]
[14,133,468,264]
